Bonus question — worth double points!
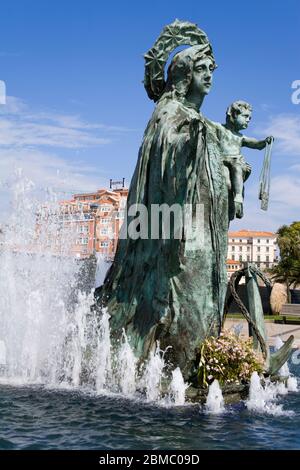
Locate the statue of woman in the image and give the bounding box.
[96,21,231,379]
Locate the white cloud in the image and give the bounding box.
[288,163,300,172]
[34,113,133,132]
[231,173,300,232]
[256,113,300,156]
[0,146,108,221]
[0,119,110,148]
[271,174,300,207]
[0,96,27,115]
[0,96,127,219]
[0,96,134,132]
[0,147,103,191]
[0,96,119,149]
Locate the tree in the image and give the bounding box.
[270,221,300,302]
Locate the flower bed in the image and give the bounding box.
[197,329,264,387]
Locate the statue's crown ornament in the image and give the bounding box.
[144,19,210,102]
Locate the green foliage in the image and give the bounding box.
[270,221,300,294]
[197,330,264,387]
[277,222,300,259]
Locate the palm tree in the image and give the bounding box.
[270,222,300,303]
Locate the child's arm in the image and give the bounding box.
[242,135,274,150]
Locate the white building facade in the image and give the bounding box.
[227,230,277,273]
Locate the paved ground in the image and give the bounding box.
[225,318,300,348]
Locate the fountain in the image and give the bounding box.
[246,372,294,416]
[0,173,81,385]
[205,380,225,414]
[0,179,184,402]
[142,343,166,403]
[0,21,296,412]
[169,367,188,406]
[117,329,137,396]
[95,309,112,392]
[287,377,298,392]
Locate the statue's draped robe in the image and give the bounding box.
[96,97,229,378]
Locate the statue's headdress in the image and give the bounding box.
[144,20,215,102]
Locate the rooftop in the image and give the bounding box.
[226,259,242,265]
[228,230,275,238]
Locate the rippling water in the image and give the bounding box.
[0,366,300,450]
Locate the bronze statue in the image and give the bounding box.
[95,20,290,379]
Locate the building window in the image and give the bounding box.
[266,247,269,252]
[232,255,235,261]
[266,255,269,262]
[101,206,112,212]
[232,246,235,251]
[232,239,234,243]
[257,255,261,262]
[77,238,88,245]
[100,241,109,247]
[101,218,111,224]
[257,246,260,252]
[100,228,109,235]
[257,239,260,243]
[247,255,250,262]
[247,246,250,252]
[239,239,242,243]
[78,225,89,233]
[115,210,124,219]
[239,255,242,261]
[267,239,269,243]
[239,246,242,252]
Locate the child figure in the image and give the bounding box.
[216,100,273,219]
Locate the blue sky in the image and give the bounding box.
[0,0,299,230]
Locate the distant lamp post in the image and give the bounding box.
[90,203,99,254]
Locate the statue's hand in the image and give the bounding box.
[234,201,244,219]
[245,162,252,174]
[265,136,274,145]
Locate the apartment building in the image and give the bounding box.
[226,259,242,281]
[41,187,129,259]
[227,230,277,274]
